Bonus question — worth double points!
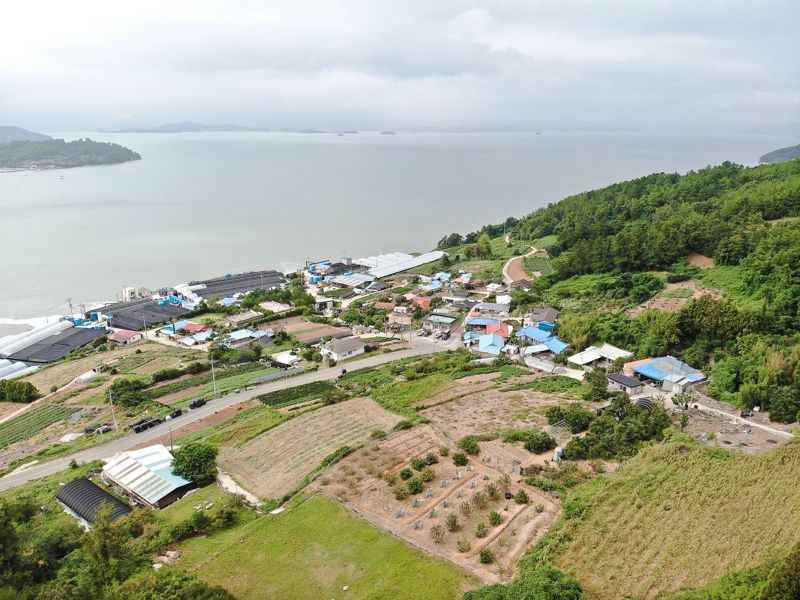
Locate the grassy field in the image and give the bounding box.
[0,405,78,450]
[177,492,478,599]
[532,234,558,249]
[176,405,289,447]
[696,265,763,310]
[371,372,452,419]
[523,254,553,276]
[532,437,800,599]
[256,380,335,408]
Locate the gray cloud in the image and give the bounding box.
[0,0,797,131]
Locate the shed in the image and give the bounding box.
[607,372,644,396]
[225,310,262,327]
[56,477,131,527]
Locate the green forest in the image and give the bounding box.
[441,160,800,423]
[0,138,140,169]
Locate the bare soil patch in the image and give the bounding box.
[219,397,401,499]
[314,425,559,584]
[267,316,350,343]
[629,280,720,317]
[686,252,715,269]
[421,388,558,441]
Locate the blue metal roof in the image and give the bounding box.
[544,337,569,354]
[478,333,505,355]
[515,325,551,342]
[632,356,705,382]
[467,317,501,327]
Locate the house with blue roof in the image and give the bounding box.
[514,325,569,356]
[628,356,705,393]
[477,333,505,356]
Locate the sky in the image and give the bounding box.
[1,0,798,132]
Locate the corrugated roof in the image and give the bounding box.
[57,477,131,524]
[568,343,633,366]
[358,251,446,278]
[103,445,190,506]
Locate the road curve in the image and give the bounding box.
[0,340,449,492]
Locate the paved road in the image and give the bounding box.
[0,339,452,492]
[502,247,540,284]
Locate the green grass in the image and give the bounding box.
[529,437,800,599]
[502,375,581,393]
[322,288,353,298]
[159,366,281,407]
[0,405,79,449]
[523,254,553,276]
[177,493,477,599]
[158,484,233,525]
[661,288,694,298]
[257,380,336,408]
[531,234,558,249]
[696,265,764,310]
[371,373,452,419]
[176,405,289,447]
[191,312,228,326]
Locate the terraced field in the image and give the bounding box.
[0,405,78,450]
[219,397,401,499]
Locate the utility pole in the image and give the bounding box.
[169,422,174,452]
[108,388,119,434]
[210,356,219,398]
[142,311,148,339]
[67,297,74,320]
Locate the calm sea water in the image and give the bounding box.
[0,130,793,325]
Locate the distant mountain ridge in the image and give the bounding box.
[0,126,52,143]
[760,143,800,164]
[110,122,271,133]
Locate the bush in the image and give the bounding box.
[393,420,414,431]
[478,548,495,564]
[439,446,450,457]
[411,457,427,471]
[458,435,481,455]
[406,477,424,494]
[457,538,471,553]
[370,429,387,440]
[392,483,410,501]
[475,521,488,538]
[172,442,218,484]
[472,491,489,510]
[488,510,502,526]
[420,467,435,482]
[523,430,557,454]
[430,524,445,544]
[445,513,460,532]
[453,452,468,466]
[424,452,439,465]
[399,468,413,480]
[514,490,529,505]
[460,501,473,517]
[485,483,499,500]
[382,472,398,486]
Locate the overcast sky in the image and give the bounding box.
[1,0,798,131]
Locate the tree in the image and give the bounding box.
[172,442,218,484]
[582,368,608,402]
[762,541,800,600]
[106,568,236,600]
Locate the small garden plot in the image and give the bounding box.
[629,279,719,316]
[314,425,559,584]
[256,380,337,408]
[219,397,401,500]
[0,402,24,420]
[269,316,350,343]
[0,405,78,450]
[421,388,558,441]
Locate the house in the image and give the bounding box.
[465,316,501,334]
[468,302,511,319]
[514,325,569,355]
[477,333,506,356]
[496,294,513,305]
[423,312,459,334]
[485,322,511,339]
[388,312,412,327]
[56,477,131,528]
[102,445,195,509]
[373,301,396,311]
[220,297,240,307]
[607,372,644,396]
[625,356,706,393]
[181,322,211,334]
[420,280,443,292]
[109,329,143,345]
[527,307,560,325]
[271,350,301,367]
[321,337,366,362]
[225,310,262,327]
[486,282,505,293]
[406,295,433,311]
[568,343,634,370]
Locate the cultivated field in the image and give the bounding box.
[178,492,478,599]
[315,426,559,584]
[421,385,561,441]
[0,405,79,450]
[545,439,800,599]
[629,280,720,316]
[0,402,24,420]
[269,316,350,343]
[219,397,401,499]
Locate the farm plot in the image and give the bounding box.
[421,388,559,441]
[0,405,78,450]
[0,402,25,420]
[269,316,350,343]
[219,397,401,499]
[314,425,559,584]
[629,280,720,316]
[256,380,336,408]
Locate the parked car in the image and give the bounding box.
[83,425,98,434]
[189,398,207,409]
[440,331,451,341]
[504,492,514,500]
[169,409,183,419]
[740,410,753,418]
[95,425,111,434]
[416,328,426,336]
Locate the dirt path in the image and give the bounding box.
[502,248,540,284]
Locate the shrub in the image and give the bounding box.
[485,483,499,500]
[383,472,398,486]
[514,490,529,504]
[458,435,480,455]
[535,504,545,513]
[460,501,473,517]
[452,452,468,466]
[392,483,410,501]
[472,491,489,510]
[445,513,460,532]
[424,452,439,465]
[393,420,414,431]
[420,467,435,482]
[439,446,450,457]
[498,473,511,491]
[523,430,557,454]
[475,522,488,538]
[406,477,424,495]
[398,468,412,481]
[370,429,387,440]
[411,457,427,471]
[488,510,502,526]
[430,524,445,544]
[479,548,495,564]
[457,538,471,553]
[172,442,218,484]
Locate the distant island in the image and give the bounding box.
[110,121,270,133]
[759,143,800,164]
[0,137,141,170]
[0,126,51,143]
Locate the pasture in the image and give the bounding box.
[177,492,478,599]
[218,397,401,500]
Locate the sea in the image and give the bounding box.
[0,129,794,335]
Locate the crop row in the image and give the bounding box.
[0,405,78,449]
[257,380,336,408]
